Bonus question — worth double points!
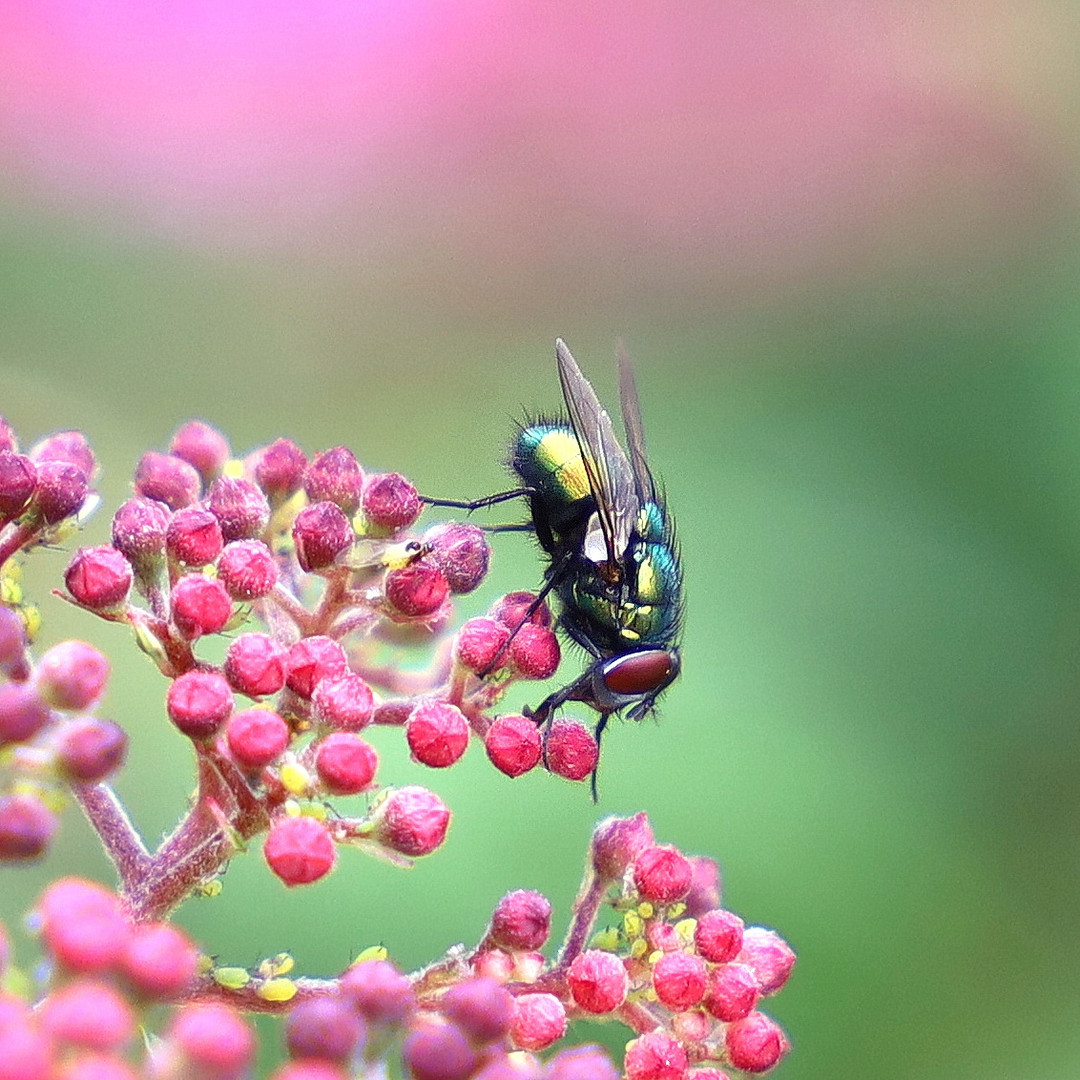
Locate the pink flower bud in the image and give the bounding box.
[217,539,278,599]
[264,815,337,886]
[403,1023,478,1080]
[284,998,365,1064]
[724,1012,790,1073]
[455,617,510,676]
[0,452,37,517]
[422,522,490,593]
[36,640,109,711]
[253,439,308,504]
[0,1021,54,1078]
[311,673,374,731]
[166,671,233,740]
[0,793,56,861]
[385,561,449,618]
[694,909,744,965]
[509,623,560,680]
[704,962,760,1022]
[169,421,230,484]
[0,417,16,454]
[0,606,28,682]
[166,1004,256,1078]
[33,459,89,524]
[171,575,232,639]
[224,633,288,698]
[36,878,131,973]
[293,501,352,572]
[0,682,51,744]
[543,719,598,782]
[134,451,201,510]
[285,636,348,699]
[545,1046,619,1080]
[406,701,469,768]
[121,921,199,999]
[339,960,414,1024]
[111,497,170,568]
[652,951,707,1012]
[314,732,378,794]
[509,993,566,1051]
[226,709,289,770]
[484,714,542,778]
[442,977,513,1044]
[490,591,551,631]
[166,506,224,566]
[633,846,694,905]
[207,476,270,542]
[489,890,551,952]
[376,786,450,857]
[685,855,722,916]
[623,1031,689,1080]
[271,1062,350,1080]
[65,546,133,610]
[736,927,796,995]
[567,950,628,1014]
[30,430,95,478]
[40,978,135,1052]
[590,813,655,880]
[304,447,364,516]
[362,472,421,531]
[55,717,128,784]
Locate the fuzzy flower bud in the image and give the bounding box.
[694,909,744,964]
[0,682,51,744]
[633,845,694,905]
[509,994,566,1052]
[0,417,16,453]
[33,459,89,524]
[567,950,628,1014]
[736,927,796,995]
[253,439,308,504]
[311,672,374,731]
[285,997,365,1064]
[171,574,232,639]
[165,1004,256,1080]
[455,617,510,676]
[623,1031,689,1080]
[724,1012,790,1074]
[55,716,128,784]
[484,714,542,778]
[134,451,201,510]
[36,878,131,972]
[543,719,599,782]
[166,506,224,566]
[403,1023,478,1080]
[110,497,170,570]
[489,890,552,952]
[385,560,450,618]
[264,815,337,886]
[362,472,421,532]
[0,605,29,681]
[166,671,233,740]
[65,546,133,610]
[285,636,348,699]
[509,623,560,680]
[226,709,290,770]
[339,960,414,1024]
[208,476,270,542]
[170,421,230,484]
[652,951,707,1012]
[36,640,109,711]
[121,921,200,1000]
[0,793,57,861]
[0,451,37,517]
[490,591,551,631]
[30,430,95,477]
[314,732,378,794]
[704,962,760,1022]
[224,633,288,698]
[422,522,490,593]
[374,786,450,857]
[442,977,513,1044]
[304,447,364,515]
[217,539,278,599]
[591,813,655,880]
[545,1046,619,1080]
[40,978,135,1052]
[293,501,352,572]
[406,700,470,768]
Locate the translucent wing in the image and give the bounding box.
[555,338,639,564]
[616,340,657,504]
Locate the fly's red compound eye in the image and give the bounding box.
[602,650,679,697]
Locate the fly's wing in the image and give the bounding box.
[616,340,658,505]
[555,338,639,563]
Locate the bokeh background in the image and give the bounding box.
[3,2,1080,1077]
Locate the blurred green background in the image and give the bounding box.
[3,3,1080,1077]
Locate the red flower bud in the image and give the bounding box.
[30,430,95,478]
[311,672,374,731]
[207,476,270,542]
[111,497,170,567]
[314,732,378,795]
[484,714,542,778]
[633,846,694,906]
[304,447,364,516]
[509,994,566,1052]
[724,1012,790,1074]
[253,439,308,504]
[362,472,421,532]
[166,671,233,740]
[264,815,337,886]
[375,786,450,857]
[623,1031,689,1080]
[169,420,230,484]
[226,709,290,770]
[166,1004,256,1078]
[652,951,707,1012]
[590,813,655,880]
[40,978,135,1052]
[704,962,760,1022]
[134,451,201,510]
[422,522,490,593]
[55,717,128,784]
[543,718,599,782]
[489,890,551,952]
[0,793,56,861]
[509,623,560,680]
[694,909,744,965]
[33,459,89,524]
[0,417,16,454]
[403,1023,477,1080]
[0,682,51,744]
[0,452,37,517]
[406,700,469,768]
[65,546,133,610]
[442,977,513,1044]
[36,640,109,711]
[224,633,288,698]
[121,921,199,1000]
[567,950,628,1014]
[293,501,352,572]
[685,855,721,916]
[385,561,449,618]
[0,606,28,682]
[36,878,131,972]
[217,539,278,599]
[339,960,414,1024]
[285,636,348,699]
[545,1046,619,1080]
[171,574,232,639]
[490,591,551,631]
[166,506,224,567]
[455,618,510,676]
[285,997,365,1064]
[736,927,796,995]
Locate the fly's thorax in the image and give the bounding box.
[511,424,593,518]
[636,500,667,543]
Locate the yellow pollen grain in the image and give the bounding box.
[648,949,664,966]
[637,902,655,919]
[629,938,648,959]
[279,762,310,795]
[623,911,644,938]
[675,918,696,943]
